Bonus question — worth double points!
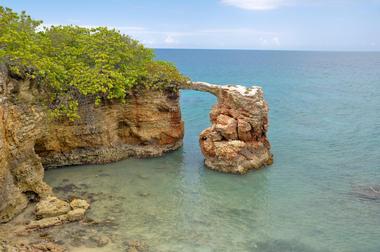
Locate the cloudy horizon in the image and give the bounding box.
[2,0,380,51]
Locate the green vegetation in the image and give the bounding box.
[0,6,187,120]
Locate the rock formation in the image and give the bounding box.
[0,66,52,223]
[0,64,272,223]
[182,82,273,174]
[27,197,90,229]
[0,65,184,222]
[37,88,184,168]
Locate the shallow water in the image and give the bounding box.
[45,50,380,252]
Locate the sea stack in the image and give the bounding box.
[184,82,273,174]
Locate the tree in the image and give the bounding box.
[0,6,188,120]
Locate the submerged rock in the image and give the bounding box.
[90,235,110,247]
[252,239,325,252]
[1,241,65,252]
[125,240,149,252]
[138,192,151,197]
[352,185,380,200]
[183,82,273,174]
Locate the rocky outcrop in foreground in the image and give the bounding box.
[183,82,273,174]
[28,197,90,229]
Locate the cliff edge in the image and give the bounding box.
[0,66,184,223]
[0,69,272,223]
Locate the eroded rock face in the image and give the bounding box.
[184,82,273,174]
[37,89,184,168]
[0,63,272,226]
[0,66,52,222]
[0,65,184,222]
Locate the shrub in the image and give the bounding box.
[0,6,188,120]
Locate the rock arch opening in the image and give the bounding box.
[180,82,273,174]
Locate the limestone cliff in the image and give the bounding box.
[0,65,184,222]
[37,89,184,168]
[0,65,272,223]
[0,67,52,222]
[183,82,273,174]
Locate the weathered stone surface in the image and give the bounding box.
[0,68,52,222]
[0,61,272,227]
[27,215,69,229]
[183,82,273,174]
[215,114,238,140]
[66,208,86,222]
[0,240,65,252]
[37,89,184,168]
[28,198,90,229]
[0,65,184,222]
[35,196,71,219]
[70,198,90,210]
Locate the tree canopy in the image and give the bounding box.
[0,6,187,120]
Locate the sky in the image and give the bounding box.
[2,0,380,51]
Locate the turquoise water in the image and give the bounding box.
[45,50,380,252]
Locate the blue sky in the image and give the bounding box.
[2,0,380,51]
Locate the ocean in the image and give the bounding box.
[45,49,380,252]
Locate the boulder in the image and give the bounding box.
[35,196,71,219]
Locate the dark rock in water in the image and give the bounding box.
[54,183,80,193]
[124,240,148,252]
[352,185,380,200]
[90,235,110,247]
[92,218,120,230]
[83,217,99,225]
[110,207,123,214]
[252,239,327,252]
[138,192,150,197]
[137,174,149,180]
[79,183,89,189]
[96,173,111,177]
[227,207,253,217]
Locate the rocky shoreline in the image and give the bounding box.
[0,179,150,252]
[1,66,273,250]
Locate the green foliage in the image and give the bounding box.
[140,61,188,90]
[0,6,187,120]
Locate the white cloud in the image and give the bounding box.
[39,22,284,49]
[164,34,179,44]
[259,36,281,46]
[119,27,282,49]
[221,0,294,10]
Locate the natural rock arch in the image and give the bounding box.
[1,64,273,223]
[181,82,273,174]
